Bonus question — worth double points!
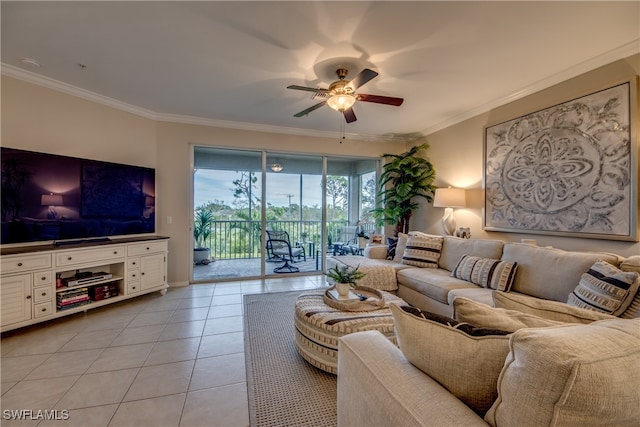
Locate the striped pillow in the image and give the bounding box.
[451,255,518,291]
[568,259,640,316]
[401,235,443,268]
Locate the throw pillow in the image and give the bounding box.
[567,259,640,316]
[390,303,510,415]
[453,297,564,333]
[386,237,398,260]
[401,235,443,268]
[392,233,408,263]
[619,256,640,319]
[484,319,640,427]
[493,291,616,323]
[451,255,518,291]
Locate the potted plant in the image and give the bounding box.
[326,265,366,296]
[371,142,437,236]
[193,208,214,265]
[300,231,309,243]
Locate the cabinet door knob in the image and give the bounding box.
[132,274,136,278]
[146,247,150,250]
[132,262,136,265]
[41,276,46,281]
[41,292,47,296]
[67,257,72,261]
[41,307,47,312]
[141,272,145,276]
[114,251,118,254]
[17,262,23,267]
[26,295,32,300]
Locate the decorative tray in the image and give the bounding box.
[323,286,386,312]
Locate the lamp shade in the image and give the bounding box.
[41,194,63,206]
[326,94,356,111]
[433,187,466,208]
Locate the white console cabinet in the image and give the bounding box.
[0,236,169,332]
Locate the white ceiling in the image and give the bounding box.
[2,1,639,142]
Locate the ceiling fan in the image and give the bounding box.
[287,68,404,123]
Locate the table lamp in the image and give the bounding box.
[41,193,63,219]
[433,187,466,235]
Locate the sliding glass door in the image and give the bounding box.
[192,146,379,282]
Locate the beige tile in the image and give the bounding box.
[110,393,185,427]
[213,284,241,295]
[184,287,215,298]
[141,297,181,312]
[0,376,79,413]
[110,324,165,346]
[59,329,121,352]
[144,337,200,366]
[158,320,206,341]
[1,354,50,383]
[123,360,194,402]
[168,307,209,323]
[80,313,136,332]
[1,382,17,396]
[2,332,77,356]
[180,383,249,427]
[189,353,246,391]
[211,294,242,306]
[176,296,212,309]
[56,368,138,409]
[128,310,173,327]
[197,332,244,358]
[207,304,243,319]
[86,343,154,373]
[25,349,102,380]
[38,404,118,427]
[203,316,243,335]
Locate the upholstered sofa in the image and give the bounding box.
[333,234,640,426]
[326,233,640,319]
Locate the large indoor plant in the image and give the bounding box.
[193,208,214,264]
[371,142,436,236]
[326,265,366,296]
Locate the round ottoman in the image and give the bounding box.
[294,289,404,374]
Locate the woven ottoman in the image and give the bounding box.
[294,289,404,374]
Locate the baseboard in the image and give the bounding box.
[169,281,189,288]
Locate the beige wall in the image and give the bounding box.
[1,77,157,167]
[418,54,640,257]
[1,75,402,286]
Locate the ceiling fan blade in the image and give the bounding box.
[346,68,378,91]
[356,93,404,106]
[293,101,327,117]
[343,107,357,123]
[287,85,330,94]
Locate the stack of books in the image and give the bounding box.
[56,287,91,311]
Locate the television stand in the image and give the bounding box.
[53,237,112,247]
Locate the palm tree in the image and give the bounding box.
[371,143,436,236]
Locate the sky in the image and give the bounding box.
[194,169,324,208]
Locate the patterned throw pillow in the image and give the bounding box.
[390,303,510,415]
[386,237,398,260]
[451,255,518,291]
[401,235,443,268]
[567,259,640,316]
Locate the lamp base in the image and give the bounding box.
[440,208,456,236]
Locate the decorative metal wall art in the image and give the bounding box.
[483,81,637,241]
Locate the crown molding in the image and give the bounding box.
[421,39,640,135]
[1,63,391,142]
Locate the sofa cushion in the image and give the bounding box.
[439,236,504,272]
[501,243,619,302]
[568,259,640,316]
[401,235,443,268]
[397,268,478,304]
[451,255,517,291]
[484,318,640,427]
[392,233,408,263]
[390,303,510,415]
[453,297,564,332]
[494,291,618,323]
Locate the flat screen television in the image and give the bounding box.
[1,148,155,245]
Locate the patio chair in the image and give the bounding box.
[332,226,360,255]
[265,230,306,273]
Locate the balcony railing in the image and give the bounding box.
[202,220,375,260]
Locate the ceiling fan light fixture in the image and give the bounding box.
[271,163,283,172]
[326,93,356,112]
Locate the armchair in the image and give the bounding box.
[265,230,306,273]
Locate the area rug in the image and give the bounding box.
[244,290,337,427]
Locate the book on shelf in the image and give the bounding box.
[57,294,90,305]
[57,299,91,311]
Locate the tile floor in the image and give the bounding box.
[1,275,329,427]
